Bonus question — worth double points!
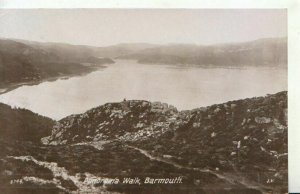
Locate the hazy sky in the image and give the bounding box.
[0,9,286,46]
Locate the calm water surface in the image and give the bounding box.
[0,60,287,120]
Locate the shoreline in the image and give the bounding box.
[0,65,107,95]
[148,63,287,70]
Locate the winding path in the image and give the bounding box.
[126,145,271,193]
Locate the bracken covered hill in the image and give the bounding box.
[0,91,287,194]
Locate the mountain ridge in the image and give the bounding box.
[119,37,287,67]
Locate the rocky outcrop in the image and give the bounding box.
[42,100,182,145]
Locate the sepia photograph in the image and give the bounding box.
[0,7,289,194]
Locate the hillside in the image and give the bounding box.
[119,38,287,67]
[0,38,114,91]
[13,39,158,60]
[0,103,54,143]
[31,91,287,193]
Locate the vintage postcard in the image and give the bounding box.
[0,6,291,194]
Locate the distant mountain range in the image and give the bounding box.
[119,38,287,67]
[0,37,287,91]
[0,91,287,193]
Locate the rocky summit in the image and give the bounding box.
[0,91,287,194]
[42,100,180,145]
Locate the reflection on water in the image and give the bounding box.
[0,60,287,120]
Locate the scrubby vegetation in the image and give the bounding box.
[0,103,54,142]
[0,91,287,193]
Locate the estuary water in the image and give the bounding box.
[0,60,287,120]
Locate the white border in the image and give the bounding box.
[0,0,295,9]
[1,0,299,192]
